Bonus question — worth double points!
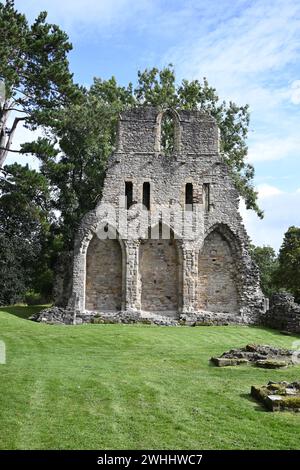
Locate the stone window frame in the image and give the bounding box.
[181,178,198,210]
[142,180,151,211]
[125,180,133,210]
[185,182,194,211]
[154,108,181,154]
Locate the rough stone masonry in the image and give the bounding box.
[58,107,267,325]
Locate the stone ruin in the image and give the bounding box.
[211,343,300,368]
[210,345,300,412]
[251,382,300,412]
[261,292,300,335]
[35,107,268,325]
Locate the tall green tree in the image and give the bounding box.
[274,226,300,302]
[25,79,131,248]
[0,163,55,304]
[0,0,78,167]
[30,78,135,249]
[250,245,278,298]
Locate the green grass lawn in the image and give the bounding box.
[0,305,299,450]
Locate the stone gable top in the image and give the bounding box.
[116,106,219,156]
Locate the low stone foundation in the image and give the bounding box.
[31,293,300,330]
[31,306,255,326]
[251,382,300,412]
[29,307,75,325]
[261,293,300,334]
[211,344,299,368]
[30,307,178,326]
[179,311,254,326]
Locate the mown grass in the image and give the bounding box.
[0,305,299,450]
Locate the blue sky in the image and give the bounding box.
[9,0,300,250]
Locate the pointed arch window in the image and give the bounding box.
[156,109,180,155]
[161,111,175,155]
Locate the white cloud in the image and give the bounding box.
[257,184,283,199]
[241,186,300,251]
[290,80,300,104]
[169,0,300,91]
[247,135,300,162]
[15,0,153,37]
[160,0,300,175]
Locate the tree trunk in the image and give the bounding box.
[0,113,25,167]
[0,102,10,160]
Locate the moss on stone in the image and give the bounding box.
[256,359,287,369]
[282,397,300,409]
[251,382,300,411]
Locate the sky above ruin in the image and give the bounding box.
[10,0,300,251]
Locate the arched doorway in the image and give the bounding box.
[198,229,239,313]
[85,235,123,312]
[139,227,181,315]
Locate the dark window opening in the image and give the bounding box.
[125,181,133,209]
[161,112,175,155]
[185,183,193,210]
[203,183,210,212]
[143,182,150,210]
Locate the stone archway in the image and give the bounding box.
[139,233,180,316]
[85,235,123,312]
[197,229,239,314]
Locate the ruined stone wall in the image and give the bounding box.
[197,231,239,313]
[139,238,179,313]
[261,293,300,334]
[85,236,122,311]
[65,106,266,325]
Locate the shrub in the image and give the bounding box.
[25,291,45,306]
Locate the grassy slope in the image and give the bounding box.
[0,306,299,450]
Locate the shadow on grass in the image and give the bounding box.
[0,304,49,320]
[251,325,300,338]
[240,393,268,412]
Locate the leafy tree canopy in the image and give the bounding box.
[0,163,57,303]
[250,245,278,298]
[274,226,300,302]
[0,0,79,166]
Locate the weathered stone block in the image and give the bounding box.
[251,382,300,412]
[261,292,300,334]
[211,344,298,368]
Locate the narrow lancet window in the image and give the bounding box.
[125,181,133,209]
[143,182,150,210]
[185,183,193,211]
